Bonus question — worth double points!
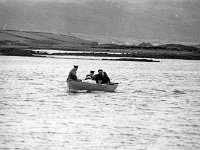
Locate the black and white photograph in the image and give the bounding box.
[0,0,200,149]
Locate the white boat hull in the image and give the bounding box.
[67,80,118,92]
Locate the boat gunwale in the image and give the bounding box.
[67,80,118,92]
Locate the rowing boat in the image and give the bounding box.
[67,80,118,92]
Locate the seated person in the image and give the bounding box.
[85,70,95,80]
[67,65,82,82]
[94,69,110,84]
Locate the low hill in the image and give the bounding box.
[0,30,200,60]
[193,44,200,49]
[0,30,98,49]
[159,44,199,52]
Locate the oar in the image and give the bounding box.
[108,83,119,85]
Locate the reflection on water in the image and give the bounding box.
[0,56,200,150]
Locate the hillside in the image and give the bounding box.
[159,44,199,52]
[0,0,199,44]
[0,30,200,60]
[0,30,97,49]
[193,44,200,49]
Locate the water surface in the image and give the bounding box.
[0,56,200,150]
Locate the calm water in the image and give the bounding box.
[0,56,200,150]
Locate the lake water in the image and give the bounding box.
[0,56,200,150]
[30,49,123,54]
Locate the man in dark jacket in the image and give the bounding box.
[94,69,110,84]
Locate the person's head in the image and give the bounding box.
[90,70,95,76]
[98,69,103,75]
[73,65,78,71]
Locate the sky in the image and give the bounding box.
[0,0,200,44]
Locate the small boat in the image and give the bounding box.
[67,80,118,92]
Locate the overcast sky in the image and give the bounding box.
[0,0,198,3]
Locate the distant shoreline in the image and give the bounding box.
[0,47,200,61]
[47,50,200,60]
[0,30,199,60]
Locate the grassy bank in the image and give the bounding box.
[1,47,200,61]
[0,30,200,60]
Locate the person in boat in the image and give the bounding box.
[67,65,82,82]
[85,70,95,80]
[94,69,110,84]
